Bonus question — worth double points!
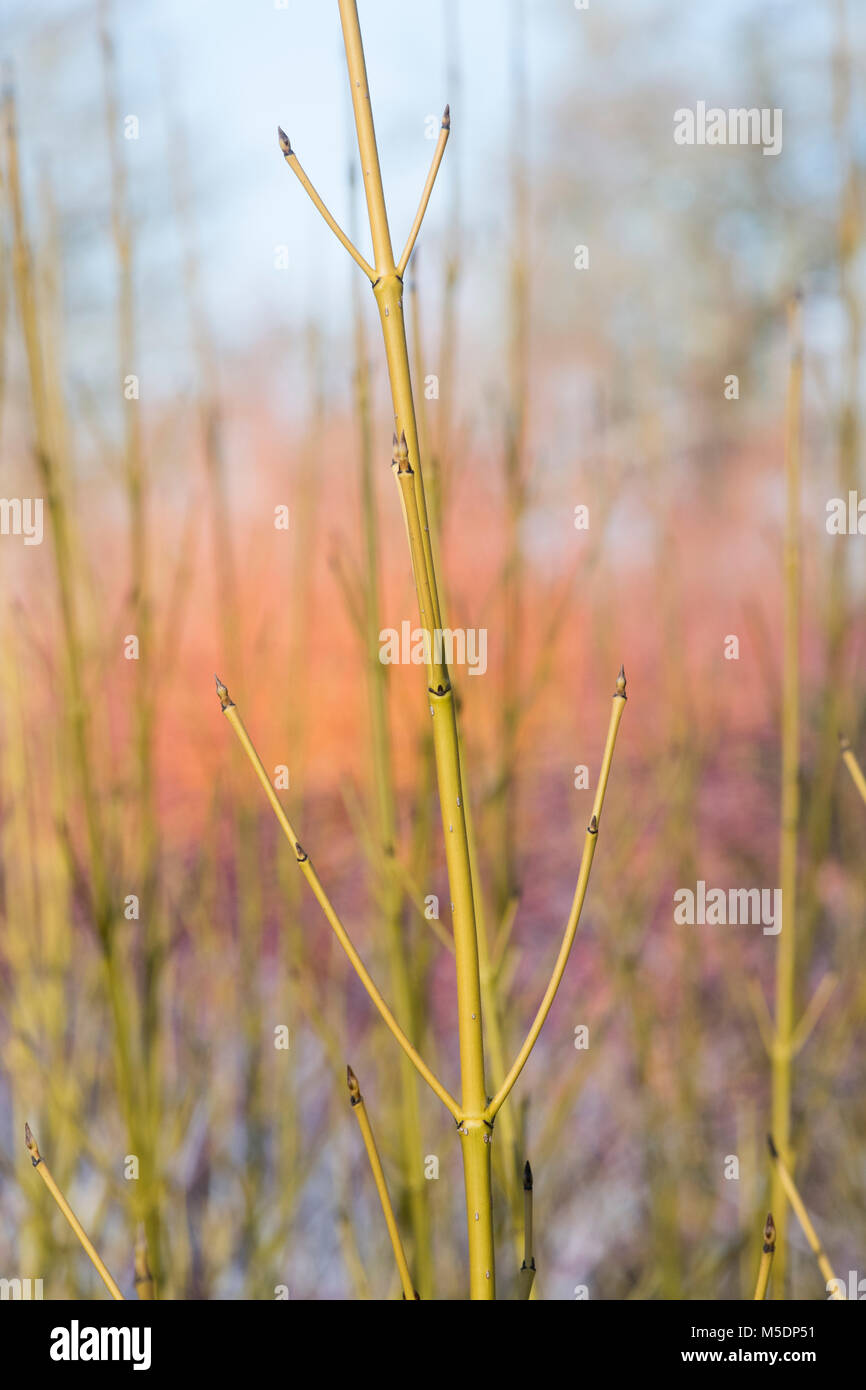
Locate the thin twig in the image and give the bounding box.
[839,733,866,806]
[790,972,838,1057]
[214,676,460,1120]
[347,1066,419,1299]
[486,667,627,1121]
[770,293,803,1296]
[24,1124,124,1300]
[766,1135,843,1297]
[277,127,375,280]
[396,106,450,277]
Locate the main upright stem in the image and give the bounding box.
[337,0,494,1298]
[771,294,803,1296]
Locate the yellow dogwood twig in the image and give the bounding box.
[215,677,460,1122]
[25,1124,124,1300]
[347,1067,418,1299]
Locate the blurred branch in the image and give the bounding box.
[487,669,627,1121]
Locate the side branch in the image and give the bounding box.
[486,667,627,1122]
[396,106,450,278]
[393,432,446,691]
[766,1134,843,1297]
[839,733,866,807]
[214,677,460,1120]
[25,1124,125,1300]
[347,1067,419,1299]
[277,128,376,281]
[790,971,837,1057]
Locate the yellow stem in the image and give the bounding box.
[278,129,375,281]
[25,1125,124,1300]
[351,247,434,1296]
[753,1212,775,1300]
[336,0,491,1298]
[134,1224,155,1301]
[767,1136,843,1297]
[487,670,627,1121]
[347,1067,418,1299]
[771,293,803,1296]
[839,735,866,806]
[790,972,838,1057]
[215,678,459,1120]
[396,109,450,277]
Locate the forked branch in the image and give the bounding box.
[486,668,627,1122]
[214,677,460,1120]
[278,101,450,285]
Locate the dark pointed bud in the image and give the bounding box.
[588,814,598,834]
[767,1133,779,1159]
[24,1123,40,1166]
[616,664,627,697]
[763,1212,776,1249]
[347,1065,361,1104]
[215,674,234,710]
[277,126,292,156]
[442,104,451,130]
[838,732,851,751]
[523,1160,533,1191]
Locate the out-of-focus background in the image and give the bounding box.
[1,0,864,1300]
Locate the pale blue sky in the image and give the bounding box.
[4,1,861,419]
